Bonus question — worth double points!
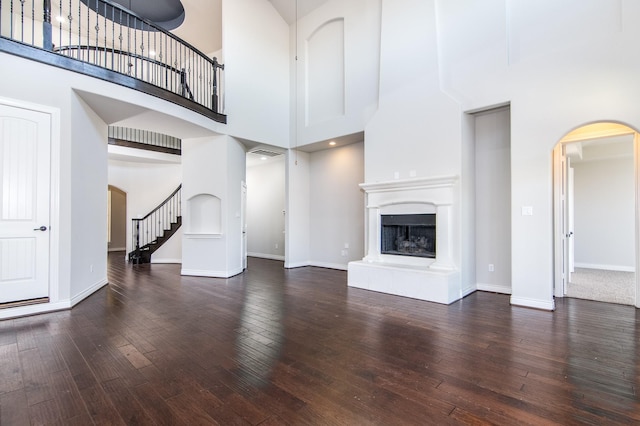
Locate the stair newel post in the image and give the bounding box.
[134,219,140,263]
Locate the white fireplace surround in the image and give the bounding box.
[348,175,466,304]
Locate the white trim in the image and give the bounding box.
[184,233,223,239]
[285,261,311,269]
[574,263,635,273]
[181,268,243,278]
[309,261,348,271]
[460,286,476,298]
[0,300,70,320]
[360,175,458,193]
[477,283,512,295]
[71,278,108,307]
[151,258,182,264]
[510,296,555,311]
[247,252,285,261]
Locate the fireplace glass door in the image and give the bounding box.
[381,214,435,258]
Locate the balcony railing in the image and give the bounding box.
[0,0,225,121]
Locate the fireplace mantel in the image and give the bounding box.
[360,175,458,193]
[348,175,467,304]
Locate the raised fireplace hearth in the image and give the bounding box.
[348,176,467,305]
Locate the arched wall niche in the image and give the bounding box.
[305,18,345,126]
[187,193,221,235]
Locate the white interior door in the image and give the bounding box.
[567,164,575,276]
[0,104,51,304]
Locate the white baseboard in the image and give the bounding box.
[285,261,311,269]
[0,278,108,320]
[151,258,182,264]
[574,263,635,272]
[477,283,512,295]
[0,300,70,320]
[510,295,555,311]
[71,278,108,307]
[309,261,348,271]
[181,268,244,278]
[460,286,476,298]
[247,252,285,261]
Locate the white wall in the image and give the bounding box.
[365,0,460,183]
[181,134,246,277]
[226,137,247,273]
[295,0,381,147]
[246,157,286,260]
[70,94,108,302]
[474,108,511,293]
[223,0,290,147]
[285,150,310,268]
[573,149,635,270]
[108,159,182,261]
[309,142,365,269]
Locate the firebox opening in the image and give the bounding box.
[381,214,435,258]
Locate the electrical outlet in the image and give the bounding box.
[488,264,494,272]
[341,250,347,256]
[344,243,349,249]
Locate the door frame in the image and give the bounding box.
[0,96,61,312]
[553,123,640,308]
[241,181,247,270]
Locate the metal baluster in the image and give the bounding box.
[19,0,24,42]
[43,0,52,50]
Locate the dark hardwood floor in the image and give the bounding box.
[1,253,639,425]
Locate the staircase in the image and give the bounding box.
[129,185,182,264]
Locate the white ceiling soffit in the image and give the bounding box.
[74,90,219,139]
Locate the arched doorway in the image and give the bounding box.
[553,122,639,307]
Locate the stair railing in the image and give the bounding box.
[131,185,181,262]
[0,0,225,116]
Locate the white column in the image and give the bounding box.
[364,207,381,262]
[430,204,455,270]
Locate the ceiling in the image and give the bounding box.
[267,0,330,24]
[83,0,185,30]
[172,0,330,53]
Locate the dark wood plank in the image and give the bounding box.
[1,253,639,425]
[0,389,30,426]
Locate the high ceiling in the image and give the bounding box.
[267,0,330,24]
[171,0,330,54]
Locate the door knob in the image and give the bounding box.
[33,226,47,231]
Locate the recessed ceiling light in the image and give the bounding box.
[261,156,267,160]
[329,141,336,146]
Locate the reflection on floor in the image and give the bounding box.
[567,267,635,305]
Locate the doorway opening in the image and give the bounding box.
[553,122,639,307]
[245,146,286,265]
[107,185,127,254]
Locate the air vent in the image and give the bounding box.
[249,148,283,157]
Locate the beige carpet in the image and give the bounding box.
[567,267,635,305]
